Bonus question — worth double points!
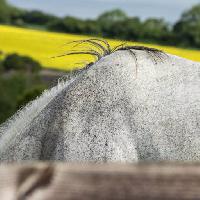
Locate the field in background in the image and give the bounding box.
[0,25,200,71]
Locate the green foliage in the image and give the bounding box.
[3,54,25,71]
[106,17,141,40]
[48,17,84,33]
[83,20,101,35]
[0,0,11,23]
[0,61,4,73]
[48,17,101,36]
[0,77,14,123]
[61,16,86,33]
[9,9,25,26]
[174,4,200,48]
[0,95,14,123]
[98,9,128,23]
[0,52,45,124]
[0,73,27,123]
[141,18,172,44]
[3,53,41,72]
[21,10,58,26]
[3,73,27,98]
[97,9,128,37]
[0,0,23,24]
[0,72,47,124]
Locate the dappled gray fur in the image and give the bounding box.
[0,49,200,163]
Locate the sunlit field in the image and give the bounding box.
[0,25,199,71]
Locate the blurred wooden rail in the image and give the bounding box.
[1,163,200,200]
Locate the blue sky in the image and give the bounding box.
[8,0,200,23]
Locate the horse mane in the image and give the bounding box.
[53,39,167,70]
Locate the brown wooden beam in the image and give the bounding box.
[0,162,200,200]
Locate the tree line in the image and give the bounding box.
[0,0,200,48]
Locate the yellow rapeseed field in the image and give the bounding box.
[0,25,199,71]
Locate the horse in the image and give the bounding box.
[0,40,199,162]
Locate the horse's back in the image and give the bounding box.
[0,50,200,162]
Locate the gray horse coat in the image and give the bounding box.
[0,50,200,162]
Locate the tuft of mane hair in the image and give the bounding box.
[53,39,167,71]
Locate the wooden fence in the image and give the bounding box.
[1,162,200,200]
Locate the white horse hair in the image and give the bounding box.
[0,42,200,163]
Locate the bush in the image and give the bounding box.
[3,53,41,72]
